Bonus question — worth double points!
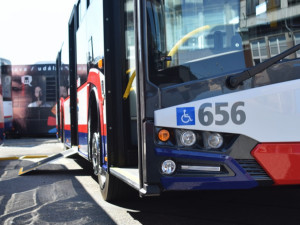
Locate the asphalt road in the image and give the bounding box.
[1,139,300,225]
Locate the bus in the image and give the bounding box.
[0,58,13,137]
[12,63,57,137]
[0,61,4,144]
[57,0,300,201]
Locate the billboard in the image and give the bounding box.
[12,64,56,136]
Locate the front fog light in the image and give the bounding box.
[207,133,223,148]
[161,160,176,175]
[180,130,196,146]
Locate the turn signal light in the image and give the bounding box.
[98,59,104,69]
[158,129,170,142]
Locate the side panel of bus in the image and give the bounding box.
[0,61,13,136]
[0,74,4,143]
[58,0,105,155]
[63,97,72,148]
[2,66,13,135]
[74,0,105,159]
[3,101,13,133]
[77,83,89,157]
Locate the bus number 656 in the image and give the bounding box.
[198,102,246,126]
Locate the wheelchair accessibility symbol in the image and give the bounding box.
[176,107,195,126]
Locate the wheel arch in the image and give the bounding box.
[88,85,101,161]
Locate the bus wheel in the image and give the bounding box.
[98,165,125,202]
[96,144,130,202]
[91,132,100,175]
[90,128,120,201]
[89,109,130,201]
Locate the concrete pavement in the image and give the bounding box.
[1,138,300,224]
[0,138,63,160]
[0,138,141,225]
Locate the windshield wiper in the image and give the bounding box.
[226,44,300,89]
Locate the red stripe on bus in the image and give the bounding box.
[77,82,89,92]
[252,143,300,185]
[62,82,89,102]
[65,125,71,131]
[102,124,107,136]
[78,124,87,133]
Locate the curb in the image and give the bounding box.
[0,155,48,161]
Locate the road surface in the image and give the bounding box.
[1,138,300,225]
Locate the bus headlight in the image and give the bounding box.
[161,160,176,175]
[180,130,196,147]
[207,133,223,149]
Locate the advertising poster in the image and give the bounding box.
[12,64,56,136]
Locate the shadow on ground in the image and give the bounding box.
[75,156,300,225]
[2,153,300,225]
[0,158,117,225]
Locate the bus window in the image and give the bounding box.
[147,0,243,87]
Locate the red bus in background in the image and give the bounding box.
[0,80,3,144]
[0,58,13,138]
[0,59,5,143]
[11,63,57,137]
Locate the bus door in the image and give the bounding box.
[68,6,79,147]
[124,0,139,167]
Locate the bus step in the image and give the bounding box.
[18,147,78,175]
[110,167,140,190]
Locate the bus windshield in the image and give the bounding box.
[147,0,300,87]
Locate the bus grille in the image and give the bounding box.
[236,159,272,181]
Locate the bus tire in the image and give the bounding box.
[91,132,100,175]
[88,111,123,201]
[95,139,127,201]
[88,89,130,201]
[93,131,130,202]
[99,167,121,202]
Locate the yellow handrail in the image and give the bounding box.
[123,70,136,100]
[123,25,210,99]
[167,25,210,67]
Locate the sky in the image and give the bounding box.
[0,0,77,65]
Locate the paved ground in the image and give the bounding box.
[0,138,63,158]
[1,138,300,225]
[0,138,140,225]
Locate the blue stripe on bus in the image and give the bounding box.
[155,147,258,191]
[78,131,88,156]
[64,130,72,148]
[66,130,107,167]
